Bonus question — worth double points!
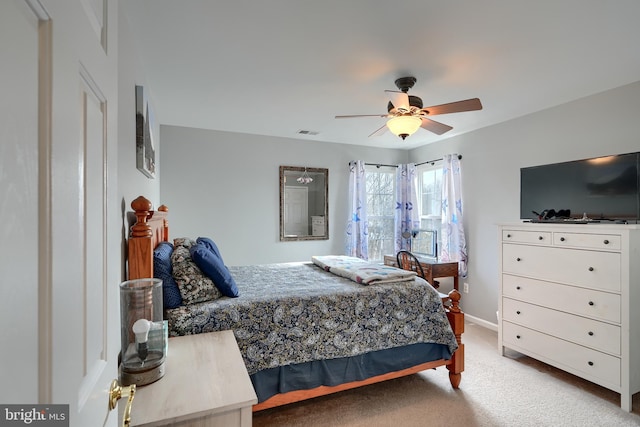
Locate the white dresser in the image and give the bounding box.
[498,223,640,411]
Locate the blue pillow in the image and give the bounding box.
[189,243,239,298]
[196,237,223,261]
[153,242,183,308]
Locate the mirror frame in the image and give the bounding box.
[279,165,329,241]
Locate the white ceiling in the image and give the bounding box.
[122,0,640,150]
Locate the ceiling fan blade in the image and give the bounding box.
[385,90,410,111]
[368,123,388,137]
[420,117,453,135]
[421,98,482,116]
[335,114,388,119]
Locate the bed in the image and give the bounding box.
[126,196,464,411]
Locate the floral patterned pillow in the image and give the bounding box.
[173,237,196,248]
[171,245,222,305]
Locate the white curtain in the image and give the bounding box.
[345,160,369,259]
[440,154,468,277]
[394,163,420,253]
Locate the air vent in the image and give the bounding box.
[297,130,319,136]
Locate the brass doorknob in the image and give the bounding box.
[109,379,136,427]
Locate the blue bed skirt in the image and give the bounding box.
[251,342,452,403]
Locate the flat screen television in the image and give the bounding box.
[520,152,640,223]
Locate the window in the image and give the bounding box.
[365,166,395,262]
[415,163,443,257]
[362,163,442,261]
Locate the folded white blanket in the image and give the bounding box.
[311,255,416,285]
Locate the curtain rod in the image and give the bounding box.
[415,154,462,167]
[364,163,397,168]
[359,155,462,169]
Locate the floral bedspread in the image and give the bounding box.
[165,262,458,375]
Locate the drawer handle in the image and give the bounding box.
[516,257,521,262]
[560,237,565,242]
[588,361,594,366]
[516,286,521,290]
[538,236,543,240]
[588,331,594,336]
[507,234,512,238]
[516,335,521,340]
[588,301,595,306]
[603,239,610,245]
[588,267,594,272]
[516,311,521,315]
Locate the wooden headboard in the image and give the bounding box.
[127,196,169,280]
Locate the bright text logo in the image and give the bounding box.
[0,405,68,426]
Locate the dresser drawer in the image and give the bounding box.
[553,232,621,251]
[502,274,620,323]
[502,298,621,354]
[502,244,621,292]
[502,229,551,244]
[502,321,620,387]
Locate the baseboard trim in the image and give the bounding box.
[465,313,498,332]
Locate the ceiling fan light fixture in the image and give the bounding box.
[296,168,313,184]
[387,115,421,140]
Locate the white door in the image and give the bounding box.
[0,1,120,426]
[49,1,120,425]
[284,186,309,236]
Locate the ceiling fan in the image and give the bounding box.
[335,76,482,140]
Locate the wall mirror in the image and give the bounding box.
[280,166,328,241]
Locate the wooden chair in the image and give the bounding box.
[396,250,426,280]
[396,250,447,301]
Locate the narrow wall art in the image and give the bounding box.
[135,85,156,178]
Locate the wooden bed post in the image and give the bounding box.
[127,196,169,280]
[128,196,153,280]
[445,289,464,388]
[157,204,169,242]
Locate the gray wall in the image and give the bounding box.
[409,80,640,324]
[159,126,408,265]
[158,81,640,325]
[118,5,161,279]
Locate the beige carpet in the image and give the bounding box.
[253,322,640,427]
